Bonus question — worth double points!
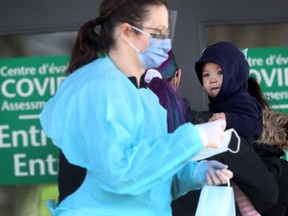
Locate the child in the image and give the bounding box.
[155,51,278,216]
[184,41,274,215]
[195,41,263,145]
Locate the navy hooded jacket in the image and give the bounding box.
[195,41,263,145]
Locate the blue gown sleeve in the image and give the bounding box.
[40,61,204,196]
[171,161,202,200]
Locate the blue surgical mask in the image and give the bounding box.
[128,27,172,69]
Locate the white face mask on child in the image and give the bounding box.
[191,128,240,161]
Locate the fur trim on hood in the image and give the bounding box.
[256,110,288,150]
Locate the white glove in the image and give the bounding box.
[195,119,225,148]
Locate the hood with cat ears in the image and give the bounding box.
[195,41,249,99]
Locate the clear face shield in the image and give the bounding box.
[169,9,178,43]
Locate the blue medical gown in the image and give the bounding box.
[40,56,204,216]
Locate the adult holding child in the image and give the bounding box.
[248,77,288,216]
[169,42,279,215]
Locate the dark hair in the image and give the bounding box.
[147,50,186,133]
[66,0,168,74]
[247,77,271,110]
[148,78,186,133]
[156,50,179,79]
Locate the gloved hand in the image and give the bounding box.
[195,119,226,148]
[193,160,232,185]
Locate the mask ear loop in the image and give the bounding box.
[226,177,231,187]
[227,129,240,154]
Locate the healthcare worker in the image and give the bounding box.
[40,0,233,215]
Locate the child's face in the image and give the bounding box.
[202,62,223,98]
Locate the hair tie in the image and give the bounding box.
[144,69,162,83]
[95,17,103,26]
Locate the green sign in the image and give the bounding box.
[0,55,69,184]
[248,46,288,113]
[1,48,287,183]
[247,46,288,160]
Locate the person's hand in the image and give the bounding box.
[206,166,233,185]
[206,169,233,185]
[195,119,226,148]
[209,112,226,126]
[194,160,233,186]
